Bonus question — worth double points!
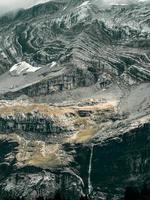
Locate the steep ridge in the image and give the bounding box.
[0,0,149,97]
[0,1,150,200]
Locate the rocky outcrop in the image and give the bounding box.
[2,68,96,99]
[0,99,116,136]
[0,94,149,200]
[0,112,149,200]
[0,0,150,98]
[0,1,150,200]
[0,168,84,200]
[0,113,65,135]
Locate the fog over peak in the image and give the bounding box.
[0,0,149,16]
[0,0,50,16]
[94,0,149,6]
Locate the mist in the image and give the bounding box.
[0,0,149,16]
[0,0,50,16]
[94,0,150,7]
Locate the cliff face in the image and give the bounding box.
[0,93,149,200]
[0,112,66,135]
[0,0,150,200]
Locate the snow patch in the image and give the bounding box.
[76,1,90,22]
[9,61,41,76]
[77,1,90,8]
[50,61,57,68]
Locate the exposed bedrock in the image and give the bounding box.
[0,116,149,200]
[0,0,150,98]
[2,67,97,99]
[0,166,84,200]
[0,113,65,135]
[0,0,150,200]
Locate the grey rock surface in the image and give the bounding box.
[0,0,149,200]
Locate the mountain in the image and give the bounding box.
[0,0,149,200]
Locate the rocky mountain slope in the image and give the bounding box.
[0,0,150,200]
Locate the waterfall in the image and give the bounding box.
[88,144,94,195]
